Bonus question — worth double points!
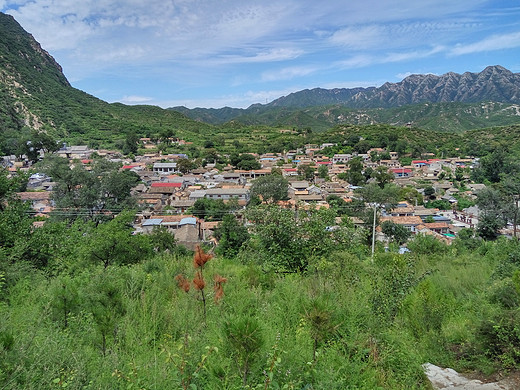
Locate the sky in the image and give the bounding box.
[2,1,520,109]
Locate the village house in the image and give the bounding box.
[387,202,415,217]
[168,199,196,214]
[389,167,413,178]
[423,222,451,234]
[149,182,183,194]
[332,154,352,164]
[289,181,310,191]
[379,160,401,168]
[282,168,298,177]
[204,188,250,203]
[139,215,201,250]
[57,145,92,160]
[237,169,271,181]
[380,215,423,233]
[16,191,53,216]
[153,162,177,174]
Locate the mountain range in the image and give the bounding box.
[1,9,520,156]
[170,66,520,131]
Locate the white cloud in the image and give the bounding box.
[334,55,377,69]
[450,31,520,55]
[261,65,319,82]
[396,72,413,80]
[382,45,445,63]
[119,95,154,104]
[214,48,304,65]
[333,45,445,71]
[329,25,386,49]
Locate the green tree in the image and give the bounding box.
[423,186,435,198]
[223,315,264,386]
[49,274,79,328]
[326,194,350,216]
[396,140,408,157]
[478,149,507,183]
[381,221,412,245]
[0,169,32,254]
[83,212,153,268]
[305,298,339,362]
[123,131,139,155]
[148,226,180,253]
[346,157,365,186]
[370,151,380,163]
[249,174,289,204]
[44,157,139,221]
[297,164,315,182]
[177,158,195,174]
[476,187,509,240]
[372,165,393,189]
[83,271,126,356]
[317,164,329,179]
[190,198,234,221]
[22,130,60,162]
[214,214,250,257]
[230,153,260,170]
[354,183,400,210]
[246,205,349,272]
[455,166,465,182]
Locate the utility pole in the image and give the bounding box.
[514,194,519,240]
[371,203,377,259]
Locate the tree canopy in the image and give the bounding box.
[249,174,289,204]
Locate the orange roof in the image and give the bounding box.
[380,216,423,225]
[16,192,52,200]
[424,222,450,229]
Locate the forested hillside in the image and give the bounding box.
[0,12,214,155]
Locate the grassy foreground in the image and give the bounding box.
[1,236,519,389]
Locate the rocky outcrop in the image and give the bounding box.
[267,66,520,109]
[423,363,513,390]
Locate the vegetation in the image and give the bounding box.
[3,13,520,388]
[2,180,520,388]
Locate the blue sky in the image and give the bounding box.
[2,1,520,108]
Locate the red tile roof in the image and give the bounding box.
[151,182,182,188]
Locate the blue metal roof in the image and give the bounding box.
[179,217,197,226]
[142,218,163,226]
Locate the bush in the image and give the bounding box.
[407,234,448,255]
[477,310,520,368]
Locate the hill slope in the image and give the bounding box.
[0,12,213,154]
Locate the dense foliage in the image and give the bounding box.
[1,167,520,388]
[2,214,520,388]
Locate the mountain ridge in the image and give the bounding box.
[265,65,520,109]
[170,65,520,131]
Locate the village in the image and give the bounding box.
[2,137,496,251]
